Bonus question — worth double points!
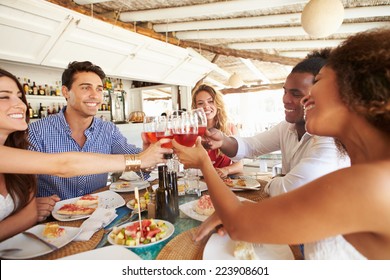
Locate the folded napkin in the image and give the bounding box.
[74,208,117,241]
[147,172,158,182]
[120,171,140,181]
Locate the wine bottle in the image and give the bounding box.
[167,170,179,219]
[155,165,169,221]
[38,103,43,119]
[155,165,177,223]
[32,81,38,95]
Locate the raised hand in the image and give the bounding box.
[139,138,173,169]
[202,127,224,150]
[172,137,208,170]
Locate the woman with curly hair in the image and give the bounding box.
[174,28,390,259]
[192,84,243,178]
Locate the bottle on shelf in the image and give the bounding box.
[50,85,56,96]
[28,103,33,119]
[51,103,57,114]
[46,104,52,115]
[32,81,38,95]
[32,108,38,119]
[105,77,112,90]
[44,84,50,96]
[23,78,30,95]
[55,81,61,96]
[27,79,33,95]
[38,103,44,119]
[38,85,45,95]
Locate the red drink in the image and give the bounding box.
[145,132,157,143]
[174,133,198,147]
[156,132,174,148]
[198,126,207,136]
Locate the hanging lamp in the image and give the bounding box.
[228,72,244,88]
[301,0,344,38]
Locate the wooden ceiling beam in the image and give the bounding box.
[220,82,284,94]
[47,0,301,66]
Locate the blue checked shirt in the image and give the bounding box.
[28,106,143,199]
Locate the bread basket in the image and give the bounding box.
[128,111,145,123]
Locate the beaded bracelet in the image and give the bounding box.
[124,154,141,172]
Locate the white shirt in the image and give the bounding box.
[305,235,366,259]
[0,194,15,221]
[232,121,350,196]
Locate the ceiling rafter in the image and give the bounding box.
[48,0,301,66]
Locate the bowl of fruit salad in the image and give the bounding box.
[107,218,174,248]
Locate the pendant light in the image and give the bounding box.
[301,0,344,38]
[228,72,244,88]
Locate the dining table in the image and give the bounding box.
[29,173,303,260]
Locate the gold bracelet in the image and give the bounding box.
[124,154,141,172]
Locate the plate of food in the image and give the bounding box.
[179,195,251,222]
[152,180,207,194]
[126,192,150,212]
[109,180,150,193]
[107,218,174,248]
[223,176,261,191]
[203,234,294,260]
[52,190,125,221]
[0,223,81,259]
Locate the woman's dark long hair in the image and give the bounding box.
[0,68,37,213]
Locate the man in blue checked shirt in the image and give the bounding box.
[28,61,146,221]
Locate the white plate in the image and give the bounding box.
[109,180,150,193]
[180,196,250,222]
[107,219,174,248]
[126,200,147,212]
[59,246,141,260]
[52,190,125,221]
[203,234,294,260]
[152,180,207,192]
[0,224,81,259]
[227,177,261,191]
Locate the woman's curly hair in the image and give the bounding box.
[327,27,390,134]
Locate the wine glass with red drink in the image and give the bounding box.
[143,116,158,144]
[155,115,174,159]
[172,112,198,147]
[191,108,207,137]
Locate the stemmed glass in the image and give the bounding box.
[155,115,174,158]
[143,116,158,144]
[172,112,198,147]
[191,108,207,137]
[173,111,201,196]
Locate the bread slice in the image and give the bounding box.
[42,223,65,238]
[233,241,259,260]
[194,195,215,216]
[75,194,99,207]
[57,203,96,215]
